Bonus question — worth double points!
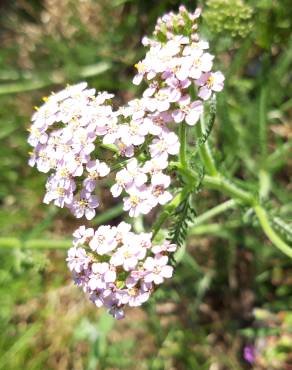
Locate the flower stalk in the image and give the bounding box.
[19,5,291,322]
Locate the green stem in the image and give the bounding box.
[170,162,255,205]
[259,85,268,159]
[99,143,119,154]
[254,205,292,258]
[192,199,238,226]
[173,102,290,259]
[202,175,256,205]
[0,238,70,249]
[189,221,240,237]
[91,204,124,225]
[179,122,187,168]
[195,115,218,176]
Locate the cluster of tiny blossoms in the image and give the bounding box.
[113,6,224,216]
[28,7,225,318]
[67,223,176,319]
[28,83,113,220]
[28,6,224,221]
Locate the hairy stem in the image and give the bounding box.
[254,206,292,258]
[179,122,187,168]
[195,114,218,176]
[202,175,256,205]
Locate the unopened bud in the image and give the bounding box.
[179,5,187,14]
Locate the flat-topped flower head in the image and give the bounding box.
[67,224,177,319]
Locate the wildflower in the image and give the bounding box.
[149,131,180,161]
[152,240,177,254]
[67,224,177,319]
[89,225,118,255]
[243,345,255,364]
[144,254,174,285]
[66,246,90,273]
[123,185,153,217]
[88,262,116,291]
[83,160,110,192]
[71,190,99,220]
[73,225,94,246]
[172,100,203,126]
[149,172,172,206]
[197,71,225,100]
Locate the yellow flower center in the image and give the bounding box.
[207,76,214,88]
[128,287,138,297]
[130,196,140,206]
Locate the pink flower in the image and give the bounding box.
[145,87,181,112]
[123,185,153,217]
[71,190,99,220]
[113,221,132,244]
[177,52,214,81]
[125,285,151,307]
[111,159,147,198]
[27,127,48,147]
[115,140,134,158]
[182,40,209,56]
[118,119,149,146]
[144,254,173,285]
[65,153,90,177]
[150,173,172,206]
[83,160,110,192]
[152,240,177,254]
[66,246,90,273]
[142,157,168,175]
[73,225,94,246]
[89,225,118,255]
[88,262,116,291]
[197,71,225,100]
[69,224,177,319]
[145,111,173,136]
[43,175,76,208]
[110,238,146,271]
[126,99,147,120]
[172,100,203,126]
[149,131,180,161]
[100,117,120,144]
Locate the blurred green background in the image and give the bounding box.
[0,0,291,369]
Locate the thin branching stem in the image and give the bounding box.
[191,199,238,227]
[254,206,292,259]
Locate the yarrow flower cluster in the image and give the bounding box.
[67,223,176,319]
[28,83,113,219]
[28,6,224,318]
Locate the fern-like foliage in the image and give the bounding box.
[167,160,205,254]
[168,193,197,249]
[196,97,216,148]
